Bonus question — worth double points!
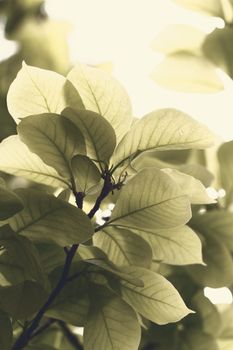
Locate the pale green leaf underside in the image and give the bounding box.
[0,136,68,188]
[135,225,203,265]
[112,108,214,167]
[62,108,116,163]
[7,62,84,124]
[71,155,101,193]
[18,113,86,180]
[151,53,223,93]
[8,189,94,246]
[84,293,141,350]
[67,62,133,142]
[109,168,191,231]
[162,168,215,204]
[93,226,152,268]
[119,266,192,324]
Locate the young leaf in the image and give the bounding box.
[0,310,12,350]
[118,266,192,324]
[84,287,141,350]
[18,113,86,182]
[0,136,69,188]
[7,62,84,124]
[151,53,223,93]
[8,189,94,246]
[93,226,153,268]
[109,168,191,231]
[62,108,116,164]
[135,225,204,266]
[112,108,215,167]
[0,182,23,220]
[71,155,101,193]
[162,168,215,204]
[67,62,133,142]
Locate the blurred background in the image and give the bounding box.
[1,0,233,142]
[1,0,233,307]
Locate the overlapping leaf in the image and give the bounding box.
[8,189,94,246]
[18,113,86,182]
[112,108,214,167]
[62,108,116,164]
[0,181,23,220]
[93,226,152,268]
[71,155,101,193]
[162,168,214,204]
[67,63,133,142]
[7,62,84,124]
[0,310,12,350]
[136,225,203,265]
[118,266,192,324]
[218,140,233,206]
[84,288,141,350]
[109,168,191,231]
[0,135,68,188]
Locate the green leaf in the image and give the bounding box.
[0,181,23,220]
[0,136,69,188]
[135,225,204,265]
[0,225,48,288]
[109,168,191,231]
[218,140,233,207]
[112,108,214,167]
[36,243,65,274]
[151,53,223,93]
[67,63,133,142]
[62,108,116,164]
[0,310,12,350]
[118,266,192,324]
[8,189,94,246]
[93,226,153,268]
[186,233,233,287]
[192,291,222,337]
[191,210,233,251]
[18,113,86,183]
[180,329,219,350]
[162,168,215,204]
[174,0,228,18]
[203,27,233,79]
[0,280,48,319]
[71,155,101,193]
[7,62,84,124]
[84,287,141,350]
[76,245,144,287]
[151,24,205,54]
[178,163,214,187]
[47,276,90,326]
[25,345,57,350]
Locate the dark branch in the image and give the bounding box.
[58,321,83,350]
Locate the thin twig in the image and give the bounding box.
[58,321,83,350]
